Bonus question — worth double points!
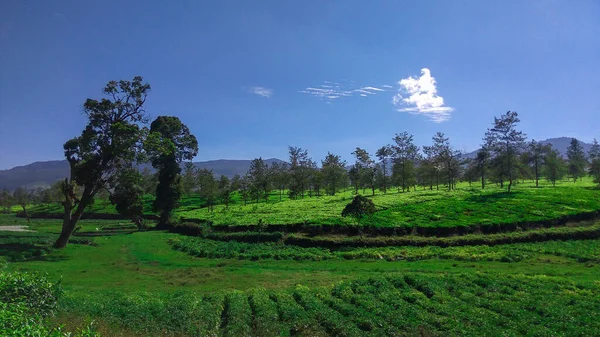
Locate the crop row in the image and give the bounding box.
[169,229,600,263]
[59,272,600,336]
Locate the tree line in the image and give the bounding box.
[153,111,599,209]
[2,75,599,249]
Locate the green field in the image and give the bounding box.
[2,178,600,336]
[25,178,600,233]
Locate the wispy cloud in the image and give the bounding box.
[392,68,454,123]
[300,81,390,103]
[248,86,273,98]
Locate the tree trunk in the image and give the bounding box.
[20,204,29,223]
[55,189,92,249]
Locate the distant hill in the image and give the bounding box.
[462,137,593,160]
[0,158,286,191]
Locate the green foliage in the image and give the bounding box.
[146,116,199,227]
[55,273,600,336]
[567,138,588,181]
[341,195,376,225]
[109,168,144,228]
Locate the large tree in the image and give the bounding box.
[321,152,347,196]
[55,76,150,248]
[566,138,587,182]
[146,116,198,228]
[484,111,527,192]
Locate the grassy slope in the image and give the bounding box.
[26,178,600,230]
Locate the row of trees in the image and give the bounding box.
[10,74,600,248]
[162,112,599,211]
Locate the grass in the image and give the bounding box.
[24,178,600,234]
[2,178,600,335]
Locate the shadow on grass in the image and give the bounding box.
[465,191,522,203]
[0,243,66,262]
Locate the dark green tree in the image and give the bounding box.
[218,175,232,208]
[0,190,12,214]
[181,162,198,194]
[198,169,218,211]
[146,116,198,228]
[352,147,376,196]
[341,195,376,226]
[55,76,150,248]
[391,132,419,192]
[431,132,461,191]
[248,157,270,202]
[588,139,600,185]
[110,168,144,228]
[566,138,587,182]
[524,140,551,187]
[375,145,392,193]
[288,147,312,199]
[484,111,527,192]
[544,148,567,186]
[474,149,490,189]
[321,152,347,196]
[270,162,289,201]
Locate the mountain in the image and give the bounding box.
[462,137,593,160]
[0,158,286,191]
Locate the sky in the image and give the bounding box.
[1,0,599,169]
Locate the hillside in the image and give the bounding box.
[0,158,286,191]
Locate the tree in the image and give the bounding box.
[0,190,13,214]
[566,138,587,182]
[110,168,144,228]
[391,132,419,192]
[544,149,567,186]
[55,76,150,249]
[146,116,198,228]
[218,175,232,208]
[140,168,158,195]
[524,140,551,187]
[321,152,347,196]
[181,162,198,194]
[474,149,490,189]
[198,169,218,211]
[431,132,461,191]
[589,139,600,185]
[484,111,527,192]
[288,147,312,199]
[238,175,251,206]
[341,195,376,226]
[352,147,376,196]
[12,188,31,222]
[348,166,361,195]
[375,146,392,193]
[270,162,289,201]
[248,158,270,202]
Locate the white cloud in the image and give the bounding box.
[392,68,454,123]
[248,86,273,98]
[300,81,390,103]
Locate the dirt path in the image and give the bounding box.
[0,225,33,232]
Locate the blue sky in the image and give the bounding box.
[1,0,599,169]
